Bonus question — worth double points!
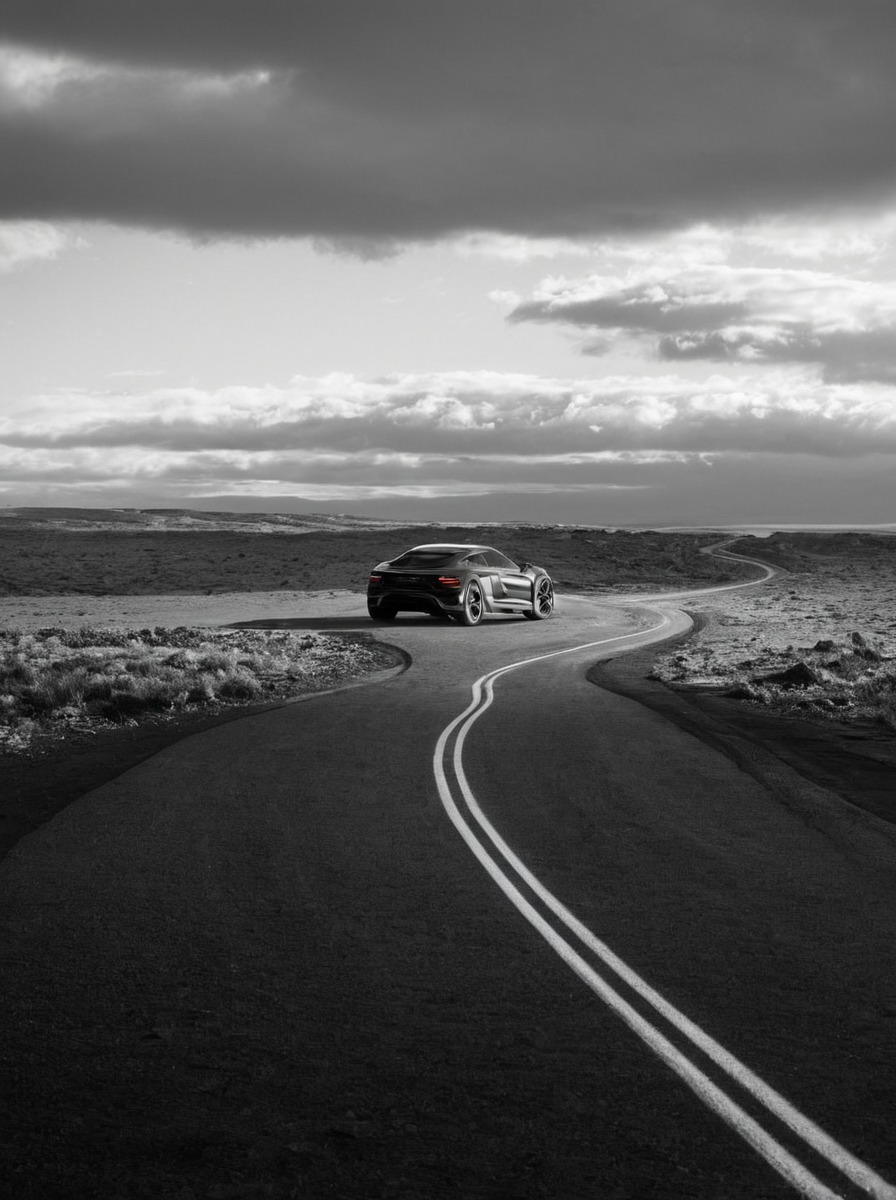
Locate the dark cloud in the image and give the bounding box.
[511,293,749,334]
[813,331,896,384]
[3,1,896,239]
[18,410,887,457]
[510,264,896,382]
[659,331,770,362]
[661,326,896,384]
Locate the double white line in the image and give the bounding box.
[432,625,895,1200]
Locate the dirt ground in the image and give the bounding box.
[666,530,896,676]
[651,531,896,730]
[0,510,749,596]
[0,587,363,633]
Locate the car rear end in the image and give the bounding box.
[367,562,464,617]
[368,546,480,618]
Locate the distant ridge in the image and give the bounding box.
[0,507,411,535]
[2,507,895,538]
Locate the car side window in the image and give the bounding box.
[461,552,489,567]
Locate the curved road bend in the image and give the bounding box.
[1,563,895,1199]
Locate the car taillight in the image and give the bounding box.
[437,576,461,588]
[368,574,382,584]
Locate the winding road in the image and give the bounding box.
[2,550,895,1199]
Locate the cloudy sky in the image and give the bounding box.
[2,1,896,526]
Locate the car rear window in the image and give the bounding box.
[390,550,458,568]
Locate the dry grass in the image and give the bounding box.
[0,626,394,753]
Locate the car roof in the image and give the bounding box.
[407,543,491,553]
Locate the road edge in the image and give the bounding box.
[0,641,410,864]
[589,625,896,857]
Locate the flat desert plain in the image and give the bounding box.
[0,507,744,598]
[1,510,894,854]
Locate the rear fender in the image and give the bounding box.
[478,573,498,612]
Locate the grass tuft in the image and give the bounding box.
[0,626,391,753]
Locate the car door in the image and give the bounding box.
[461,550,514,606]
[483,549,531,602]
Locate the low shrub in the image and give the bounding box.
[0,626,389,752]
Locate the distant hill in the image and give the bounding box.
[0,507,407,535]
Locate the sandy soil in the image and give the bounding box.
[0,588,365,632]
[675,535,896,666]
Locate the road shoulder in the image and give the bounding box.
[0,651,408,863]
[591,627,896,836]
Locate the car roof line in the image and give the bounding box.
[408,543,490,551]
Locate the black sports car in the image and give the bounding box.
[367,543,554,625]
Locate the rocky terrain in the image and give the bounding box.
[651,531,896,729]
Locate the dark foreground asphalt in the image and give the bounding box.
[1,595,895,1199]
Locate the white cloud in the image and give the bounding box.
[0,41,278,113]
[579,214,896,272]
[0,42,105,109]
[737,213,896,263]
[4,370,896,479]
[451,233,600,262]
[5,366,895,522]
[517,264,896,333]
[509,221,896,382]
[0,219,76,270]
[487,289,522,310]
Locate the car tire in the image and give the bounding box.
[368,602,396,621]
[455,577,484,626]
[524,574,554,620]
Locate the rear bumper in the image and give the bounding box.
[367,586,461,615]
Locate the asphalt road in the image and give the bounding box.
[2,582,895,1199]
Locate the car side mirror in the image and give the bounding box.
[517,561,532,572]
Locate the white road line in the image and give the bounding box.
[610,547,777,603]
[432,608,896,1200]
[436,745,842,1200]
